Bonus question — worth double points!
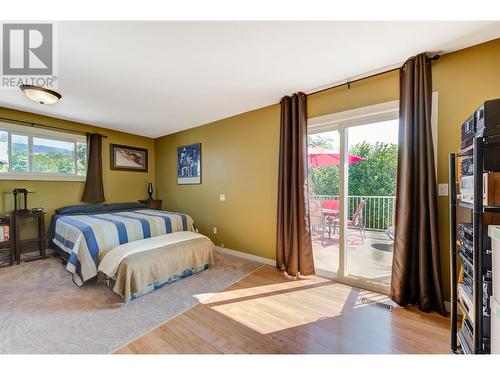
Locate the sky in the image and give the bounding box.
[309,119,398,151]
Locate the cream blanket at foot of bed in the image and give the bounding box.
[98,232,214,302]
[99,231,210,278]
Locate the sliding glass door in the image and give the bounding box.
[344,120,398,290]
[308,102,399,294]
[308,130,341,277]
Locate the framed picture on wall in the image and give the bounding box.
[110,144,148,172]
[177,143,201,184]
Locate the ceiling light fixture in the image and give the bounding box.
[19,85,62,105]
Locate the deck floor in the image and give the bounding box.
[312,228,393,285]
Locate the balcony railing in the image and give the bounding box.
[309,194,396,231]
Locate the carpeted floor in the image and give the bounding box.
[0,249,262,354]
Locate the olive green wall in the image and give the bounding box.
[155,104,280,259]
[0,107,155,241]
[155,38,500,302]
[433,39,500,301]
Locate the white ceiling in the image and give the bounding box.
[1,21,499,138]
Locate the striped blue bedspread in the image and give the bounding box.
[52,209,195,286]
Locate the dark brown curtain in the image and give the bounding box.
[276,92,315,276]
[81,133,105,203]
[391,53,445,315]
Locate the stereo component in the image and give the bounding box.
[476,99,500,139]
[458,223,473,241]
[459,99,500,174]
[461,114,476,149]
[459,172,500,206]
[459,175,474,204]
[460,157,474,176]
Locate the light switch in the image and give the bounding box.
[438,183,448,197]
[219,194,226,202]
[213,226,218,234]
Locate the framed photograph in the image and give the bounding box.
[177,143,201,184]
[110,144,148,172]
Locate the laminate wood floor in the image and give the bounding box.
[115,265,450,354]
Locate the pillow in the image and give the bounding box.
[55,204,105,215]
[104,202,147,211]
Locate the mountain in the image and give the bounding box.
[12,142,73,156]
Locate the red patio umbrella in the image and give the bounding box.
[307,145,364,167]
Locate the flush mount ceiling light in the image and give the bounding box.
[19,85,62,105]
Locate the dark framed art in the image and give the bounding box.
[110,144,148,172]
[177,143,201,184]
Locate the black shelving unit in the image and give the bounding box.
[472,137,484,353]
[449,153,458,352]
[450,136,500,354]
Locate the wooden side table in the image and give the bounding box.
[12,211,47,264]
[139,199,163,210]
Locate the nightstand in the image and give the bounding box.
[139,199,163,210]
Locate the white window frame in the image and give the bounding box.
[308,93,438,295]
[0,122,87,182]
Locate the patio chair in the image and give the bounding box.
[310,199,335,247]
[332,199,366,243]
[323,199,339,211]
[309,199,323,233]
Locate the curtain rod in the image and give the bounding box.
[306,54,441,97]
[0,115,108,138]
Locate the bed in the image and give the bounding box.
[48,202,198,287]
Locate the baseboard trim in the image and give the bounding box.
[215,246,276,266]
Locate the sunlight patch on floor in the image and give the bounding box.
[198,275,330,305]
[192,292,217,302]
[193,267,394,335]
[205,283,351,334]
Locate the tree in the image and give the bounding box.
[10,150,76,174]
[308,135,397,197]
[11,150,28,172]
[308,135,335,149]
[347,141,398,196]
[77,142,87,175]
[33,152,74,173]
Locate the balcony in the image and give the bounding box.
[309,195,395,285]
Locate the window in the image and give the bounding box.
[0,122,87,181]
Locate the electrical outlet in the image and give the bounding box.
[213,226,218,234]
[219,194,226,202]
[220,243,225,248]
[438,183,448,197]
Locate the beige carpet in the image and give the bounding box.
[0,249,262,354]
